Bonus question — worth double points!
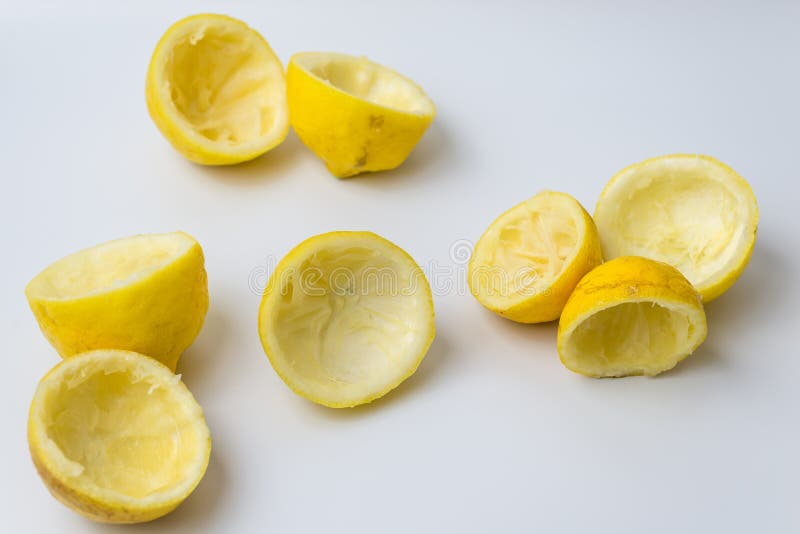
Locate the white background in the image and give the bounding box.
[1,1,798,532]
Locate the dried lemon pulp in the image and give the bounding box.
[258,232,435,407]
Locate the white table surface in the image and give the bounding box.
[1,1,798,532]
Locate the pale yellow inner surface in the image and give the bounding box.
[271,242,429,394]
[41,363,200,498]
[165,21,284,144]
[472,193,580,305]
[27,233,192,300]
[568,302,693,376]
[297,53,434,115]
[598,162,748,287]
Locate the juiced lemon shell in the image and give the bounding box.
[287,52,435,177]
[25,232,208,371]
[258,231,435,407]
[146,13,288,164]
[594,154,758,302]
[28,350,211,523]
[468,191,603,323]
[557,256,707,377]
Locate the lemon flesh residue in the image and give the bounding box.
[44,367,198,498]
[301,54,434,114]
[26,233,192,300]
[166,23,282,145]
[566,301,695,377]
[471,192,580,307]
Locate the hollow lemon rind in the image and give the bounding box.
[27,350,211,524]
[468,191,603,323]
[146,13,289,165]
[258,231,435,408]
[594,154,759,302]
[24,232,209,371]
[557,256,708,378]
[287,52,435,178]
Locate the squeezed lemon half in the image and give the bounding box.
[258,231,435,407]
[468,191,603,323]
[28,350,211,523]
[558,256,707,377]
[594,154,758,302]
[146,14,288,164]
[287,52,435,177]
[25,232,208,371]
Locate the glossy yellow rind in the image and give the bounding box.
[258,231,435,407]
[287,52,435,177]
[468,191,603,323]
[594,154,758,302]
[28,350,211,523]
[146,14,288,165]
[25,232,208,371]
[557,256,707,377]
